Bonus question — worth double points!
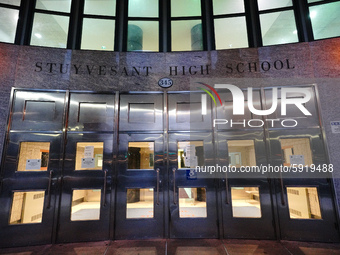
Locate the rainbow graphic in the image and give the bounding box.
[196,82,222,115]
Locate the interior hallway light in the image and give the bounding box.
[310,11,317,19]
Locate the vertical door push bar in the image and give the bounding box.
[103,170,108,207]
[173,168,176,205]
[156,168,160,205]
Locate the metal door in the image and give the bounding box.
[168,92,218,238]
[57,92,115,243]
[168,132,218,238]
[264,85,340,242]
[217,131,275,239]
[115,93,164,239]
[269,129,340,242]
[214,88,276,239]
[0,89,66,247]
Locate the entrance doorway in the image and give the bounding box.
[0,87,338,247]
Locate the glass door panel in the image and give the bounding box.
[75,142,104,171]
[179,187,207,218]
[126,188,154,219]
[286,187,322,219]
[231,187,261,218]
[9,191,45,224]
[71,189,101,221]
[17,142,50,172]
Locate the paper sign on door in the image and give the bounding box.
[25,159,41,170]
[84,146,94,158]
[330,121,340,133]
[289,155,305,166]
[185,145,195,157]
[184,156,198,167]
[81,158,95,168]
[184,144,198,167]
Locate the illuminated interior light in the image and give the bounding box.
[310,11,317,19]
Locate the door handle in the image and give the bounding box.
[225,174,230,205]
[173,168,176,205]
[103,170,108,207]
[0,178,2,196]
[279,150,286,206]
[156,168,160,205]
[279,172,285,206]
[46,170,53,209]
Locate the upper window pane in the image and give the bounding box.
[36,0,71,13]
[129,0,158,17]
[82,18,115,51]
[280,138,313,167]
[31,13,69,48]
[227,140,256,167]
[213,0,244,15]
[310,2,340,40]
[0,7,19,43]
[172,20,202,51]
[127,21,159,52]
[84,0,116,16]
[258,0,293,10]
[260,10,298,46]
[214,17,248,49]
[0,0,21,5]
[75,142,104,170]
[128,142,154,170]
[308,0,323,3]
[171,0,201,17]
[18,142,50,172]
